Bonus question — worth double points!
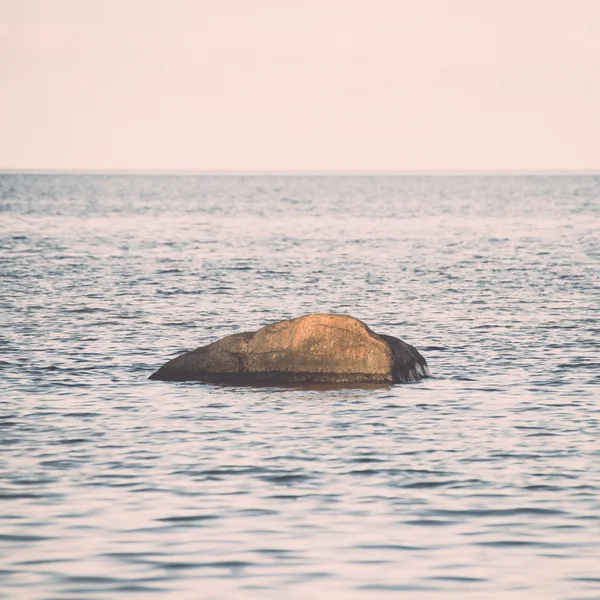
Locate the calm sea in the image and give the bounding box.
[1,174,599,599]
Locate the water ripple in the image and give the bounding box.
[1,173,599,599]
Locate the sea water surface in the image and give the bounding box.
[1,174,599,599]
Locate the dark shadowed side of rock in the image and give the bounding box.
[149,314,429,385]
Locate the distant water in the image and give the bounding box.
[1,173,599,599]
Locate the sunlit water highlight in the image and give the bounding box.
[1,174,599,599]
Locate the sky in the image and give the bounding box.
[0,0,599,172]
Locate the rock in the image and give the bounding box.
[149,313,429,385]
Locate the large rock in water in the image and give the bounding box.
[149,314,429,385]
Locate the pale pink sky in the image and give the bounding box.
[1,0,599,171]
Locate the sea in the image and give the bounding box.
[1,173,599,599]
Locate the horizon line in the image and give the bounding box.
[1,168,599,176]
